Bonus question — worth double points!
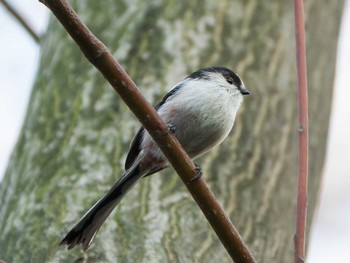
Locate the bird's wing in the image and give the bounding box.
[125,127,144,170]
[124,82,184,170]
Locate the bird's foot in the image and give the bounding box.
[186,163,202,185]
[167,124,176,134]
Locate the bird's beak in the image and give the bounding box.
[239,86,250,95]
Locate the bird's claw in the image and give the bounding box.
[186,163,202,185]
[167,124,176,134]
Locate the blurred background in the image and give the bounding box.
[0,1,349,261]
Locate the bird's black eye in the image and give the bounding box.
[226,77,234,84]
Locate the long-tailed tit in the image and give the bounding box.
[60,66,250,250]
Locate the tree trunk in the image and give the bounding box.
[0,1,344,262]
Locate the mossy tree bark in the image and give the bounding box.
[0,1,344,262]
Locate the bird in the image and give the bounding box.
[60,66,250,250]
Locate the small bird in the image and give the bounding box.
[60,66,250,250]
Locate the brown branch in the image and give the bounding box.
[39,0,256,262]
[293,0,309,262]
[1,0,40,43]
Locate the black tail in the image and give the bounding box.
[60,161,148,250]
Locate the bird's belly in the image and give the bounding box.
[142,89,238,162]
[168,107,234,159]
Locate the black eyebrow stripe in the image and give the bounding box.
[187,67,242,87]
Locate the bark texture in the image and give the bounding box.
[0,0,344,262]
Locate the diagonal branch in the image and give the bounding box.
[39,0,256,262]
[1,0,40,43]
[293,0,309,262]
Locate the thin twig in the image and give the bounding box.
[1,0,40,43]
[39,0,256,262]
[293,0,309,262]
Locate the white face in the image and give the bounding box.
[206,72,244,96]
